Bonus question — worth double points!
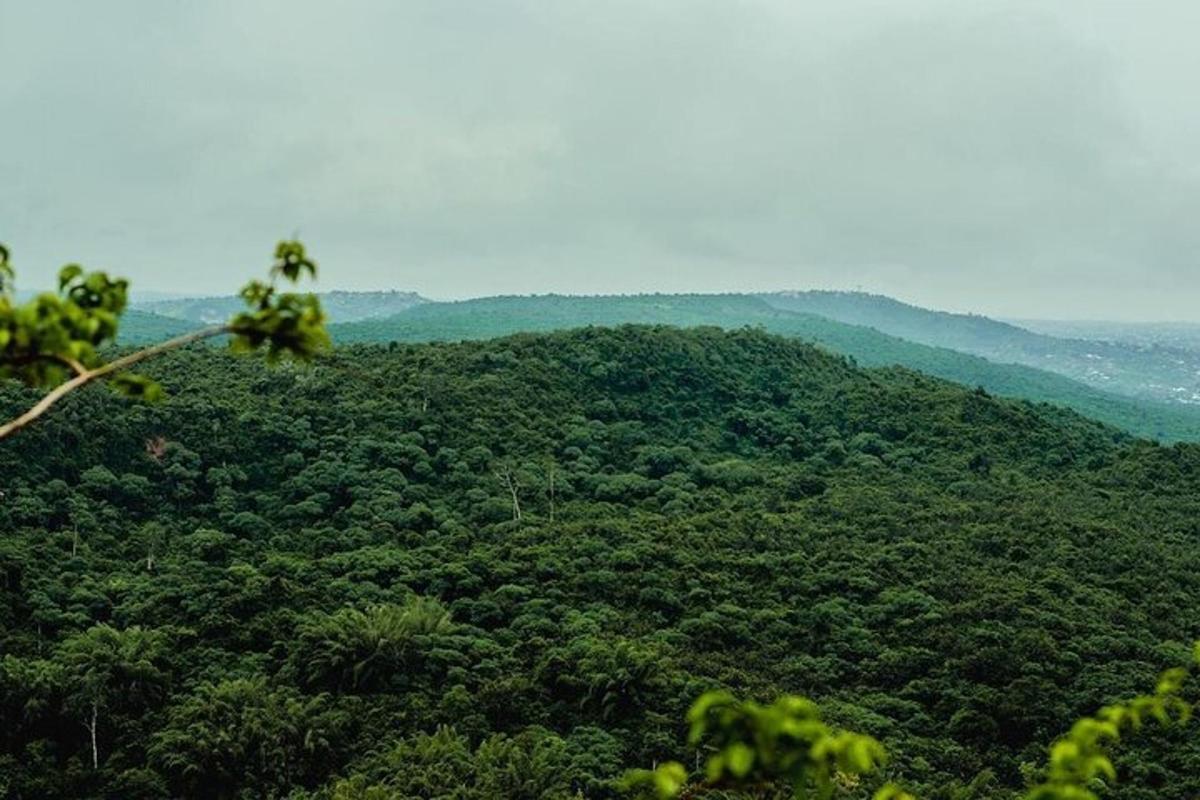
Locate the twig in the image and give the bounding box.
[0,324,230,441]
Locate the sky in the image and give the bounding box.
[3,1,1200,320]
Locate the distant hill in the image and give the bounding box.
[761,291,1200,405]
[1016,318,1200,354]
[134,290,427,325]
[117,309,202,343]
[329,293,1200,441]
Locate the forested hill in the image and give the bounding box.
[762,291,1200,406]
[3,326,1200,798]
[118,293,1200,441]
[327,294,1200,442]
[134,290,427,325]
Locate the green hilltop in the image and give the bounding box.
[327,293,1200,442]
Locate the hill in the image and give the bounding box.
[117,309,206,343]
[1016,318,1200,355]
[2,326,1199,798]
[329,294,1200,442]
[762,291,1200,406]
[134,289,427,325]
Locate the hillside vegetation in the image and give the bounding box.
[2,326,1199,799]
[328,294,1200,442]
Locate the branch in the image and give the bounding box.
[0,324,231,442]
[6,352,88,376]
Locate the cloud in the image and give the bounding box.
[2,0,1199,319]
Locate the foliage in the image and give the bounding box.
[325,294,1200,442]
[637,647,1200,800]
[121,293,1200,441]
[0,256,131,387]
[0,239,327,438]
[149,676,353,797]
[1023,650,1199,800]
[3,325,1200,797]
[288,597,457,693]
[624,691,909,800]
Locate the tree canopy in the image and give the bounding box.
[3,324,1200,797]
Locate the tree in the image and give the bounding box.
[0,240,327,440]
[630,647,1200,800]
[289,597,457,693]
[149,677,352,798]
[59,624,170,770]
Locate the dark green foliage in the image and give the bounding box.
[122,293,1200,441]
[150,676,353,798]
[3,325,1200,798]
[326,294,1200,442]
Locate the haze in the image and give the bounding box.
[3,1,1199,320]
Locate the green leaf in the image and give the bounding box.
[58,264,83,292]
[110,373,166,403]
[874,784,917,800]
[653,762,686,798]
[0,243,12,293]
[726,742,755,777]
[272,240,317,283]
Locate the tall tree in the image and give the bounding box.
[59,625,169,770]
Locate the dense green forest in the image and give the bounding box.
[328,294,1200,442]
[120,293,1200,442]
[3,325,1200,798]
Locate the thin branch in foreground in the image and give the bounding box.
[0,324,230,442]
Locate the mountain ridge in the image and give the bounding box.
[761,290,1200,405]
[115,291,1200,442]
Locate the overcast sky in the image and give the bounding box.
[3,1,1200,319]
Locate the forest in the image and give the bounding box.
[120,293,1200,443]
[3,325,1200,798]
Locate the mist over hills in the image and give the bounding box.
[762,291,1200,406]
[134,290,427,325]
[1016,318,1200,353]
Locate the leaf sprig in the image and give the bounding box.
[0,239,328,440]
[623,691,912,800]
[1025,648,1198,800]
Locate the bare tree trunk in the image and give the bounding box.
[88,702,99,769]
[496,467,521,521]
